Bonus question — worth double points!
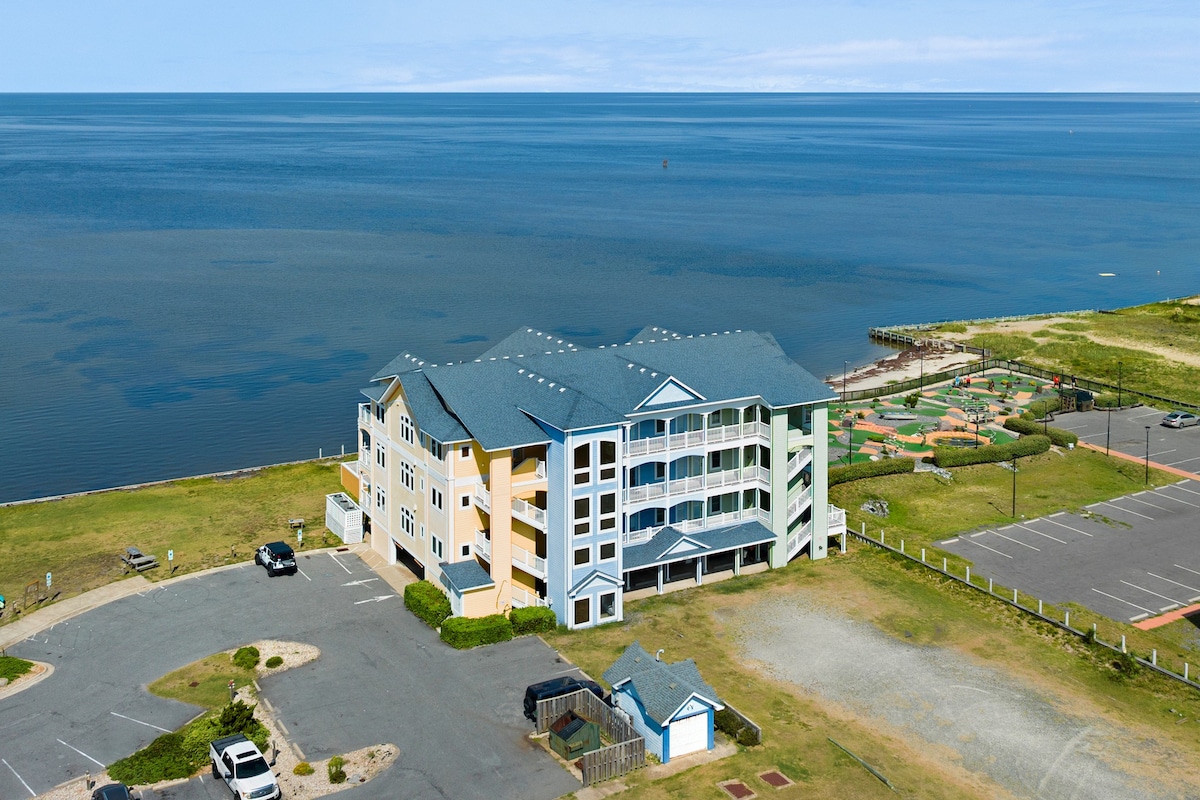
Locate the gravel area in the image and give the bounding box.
[729,598,1180,800]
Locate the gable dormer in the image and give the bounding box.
[637,377,705,409]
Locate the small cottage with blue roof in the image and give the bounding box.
[603,641,723,763]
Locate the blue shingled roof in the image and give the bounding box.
[621,520,777,571]
[360,384,388,403]
[439,560,495,593]
[398,373,469,444]
[367,327,834,452]
[603,642,722,726]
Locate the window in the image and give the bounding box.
[600,542,616,561]
[574,497,590,536]
[574,547,591,567]
[460,543,471,558]
[374,402,385,423]
[375,443,386,468]
[599,492,616,531]
[400,415,415,445]
[573,443,590,485]
[426,437,444,461]
[432,536,444,560]
[599,441,616,481]
[401,462,414,491]
[460,444,471,459]
[574,598,591,626]
[460,494,471,509]
[376,488,386,511]
[600,592,616,619]
[401,507,414,536]
[431,487,443,511]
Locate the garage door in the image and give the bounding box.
[668,712,708,759]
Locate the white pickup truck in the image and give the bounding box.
[210,733,280,800]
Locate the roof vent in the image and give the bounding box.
[655,649,665,662]
[668,682,678,690]
[537,378,545,383]
[559,387,566,393]
[639,368,646,373]
[518,368,525,374]
[634,656,642,663]
[548,382,555,388]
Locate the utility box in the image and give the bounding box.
[325,492,364,544]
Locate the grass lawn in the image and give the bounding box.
[0,460,346,613]
[0,655,34,682]
[150,652,259,710]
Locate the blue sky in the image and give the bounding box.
[3,1,1197,92]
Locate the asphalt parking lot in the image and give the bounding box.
[1054,404,1200,474]
[0,552,581,800]
[939,479,1200,623]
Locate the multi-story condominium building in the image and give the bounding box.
[343,326,846,629]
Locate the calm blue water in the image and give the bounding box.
[2,94,1198,502]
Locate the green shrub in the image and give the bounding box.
[736,726,762,747]
[265,655,283,669]
[0,656,34,682]
[439,614,513,649]
[1003,417,1078,447]
[828,457,915,486]
[219,700,256,733]
[1021,395,1063,420]
[714,708,741,737]
[294,761,315,776]
[109,732,192,783]
[328,755,347,784]
[180,716,222,768]
[404,580,452,628]
[932,435,1051,468]
[866,433,886,443]
[232,646,260,670]
[510,606,557,636]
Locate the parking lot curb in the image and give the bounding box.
[1078,442,1200,481]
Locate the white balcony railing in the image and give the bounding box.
[787,520,813,560]
[474,530,492,562]
[623,420,771,457]
[788,449,813,480]
[511,497,547,530]
[474,487,491,514]
[624,466,770,504]
[511,585,549,609]
[787,485,813,524]
[512,544,547,579]
[621,507,769,545]
[828,504,847,535]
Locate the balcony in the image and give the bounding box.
[512,457,547,485]
[621,507,769,545]
[788,449,812,481]
[512,543,547,580]
[475,530,492,562]
[511,497,547,530]
[474,486,492,514]
[787,485,813,525]
[624,421,771,458]
[623,467,768,505]
[828,504,847,536]
[511,585,549,609]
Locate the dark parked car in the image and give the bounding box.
[523,675,606,721]
[92,785,132,800]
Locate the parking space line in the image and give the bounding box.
[1175,564,1200,578]
[942,537,959,544]
[111,711,171,733]
[1119,580,1186,607]
[988,530,1040,551]
[1126,495,1170,511]
[1,758,36,797]
[1130,613,1149,622]
[1150,449,1177,459]
[1094,500,1153,520]
[970,531,987,538]
[1014,522,1067,544]
[1146,572,1200,595]
[56,739,104,767]
[1152,491,1200,510]
[1090,587,1156,615]
[964,538,1014,559]
[297,568,312,581]
[329,553,352,574]
[1132,409,1165,418]
[1169,483,1200,497]
[1165,455,1200,467]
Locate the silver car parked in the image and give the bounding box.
[1161,411,1200,428]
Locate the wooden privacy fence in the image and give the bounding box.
[581,738,646,786]
[536,688,646,786]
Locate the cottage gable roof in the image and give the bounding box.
[621,520,777,571]
[439,560,495,593]
[602,642,723,726]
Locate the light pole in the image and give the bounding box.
[1106,406,1112,456]
[846,418,855,465]
[1117,362,1123,409]
[919,341,924,390]
[843,360,849,400]
[974,418,979,448]
[1145,425,1151,485]
[1011,455,1018,517]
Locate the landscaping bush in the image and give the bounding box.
[828,457,915,486]
[109,732,192,783]
[219,699,257,733]
[404,580,452,629]
[439,614,513,649]
[232,645,260,670]
[1003,417,1079,447]
[294,761,315,776]
[328,755,347,784]
[714,708,741,737]
[736,726,762,747]
[932,435,1051,468]
[866,432,886,443]
[510,606,557,636]
[265,655,283,669]
[0,656,34,682]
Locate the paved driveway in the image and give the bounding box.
[1054,405,1200,474]
[0,553,580,800]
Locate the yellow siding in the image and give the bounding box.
[340,462,360,495]
[462,588,496,618]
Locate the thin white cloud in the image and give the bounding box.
[730,35,1066,69]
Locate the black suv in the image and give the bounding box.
[254,541,297,576]
[523,676,606,721]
